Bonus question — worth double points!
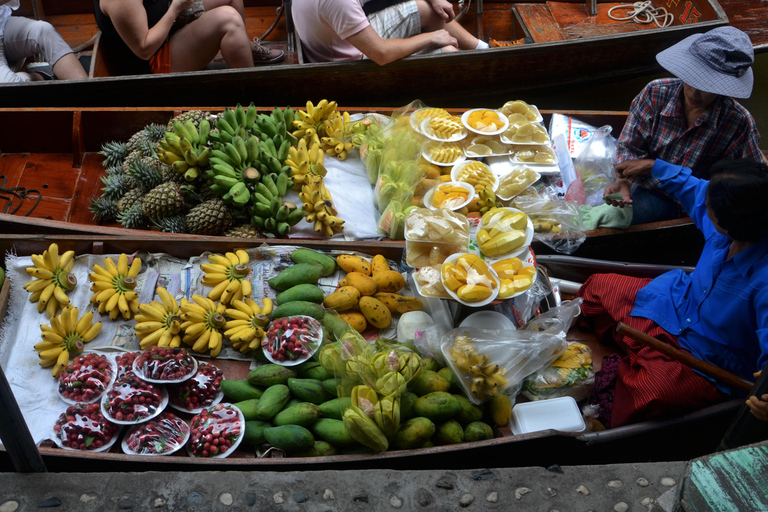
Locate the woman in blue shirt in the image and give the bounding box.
[580,158,768,427]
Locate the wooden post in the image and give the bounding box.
[0,362,46,472]
[587,0,597,16]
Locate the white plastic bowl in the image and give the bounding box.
[459,311,516,331]
[441,252,500,308]
[461,109,509,136]
[424,181,475,211]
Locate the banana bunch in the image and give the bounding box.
[210,104,257,144]
[320,110,356,160]
[299,174,344,237]
[208,132,261,208]
[201,250,252,305]
[24,243,77,318]
[284,138,327,191]
[251,107,294,178]
[248,174,304,236]
[36,306,101,377]
[223,297,272,354]
[292,99,338,147]
[180,295,227,357]
[478,184,498,216]
[134,287,182,349]
[158,119,212,182]
[450,335,508,400]
[88,253,142,320]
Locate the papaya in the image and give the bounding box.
[408,370,450,396]
[272,402,322,427]
[464,421,494,442]
[318,397,352,421]
[340,272,377,296]
[233,398,261,421]
[339,312,367,333]
[311,418,359,448]
[268,263,324,291]
[253,384,291,420]
[414,392,461,422]
[271,301,325,321]
[290,248,336,277]
[247,364,297,387]
[390,417,436,450]
[287,378,330,404]
[434,420,464,445]
[322,286,360,311]
[373,292,423,314]
[372,270,406,293]
[220,379,264,402]
[371,254,390,276]
[275,284,325,305]
[295,440,339,457]
[336,254,371,275]
[263,425,315,453]
[242,420,271,446]
[359,296,392,329]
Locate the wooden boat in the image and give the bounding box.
[0,105,705,265]
[0,237,753,472]
[1,0,766,108]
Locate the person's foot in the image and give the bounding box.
[252,39,285,65]
[26,62,54,80]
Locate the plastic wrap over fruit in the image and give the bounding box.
[404,208,470,244]
[122,412,190,456]
[343,385,389,452]
[497,168,540,200]
[57,352,116,404]
[413,265,450,298]
[102,374,167,423]
[52,402,120,451]
[167,360,224,412]
[133,346,197,383]
[187,403,244,457]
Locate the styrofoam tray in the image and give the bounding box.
[510,396,586,435]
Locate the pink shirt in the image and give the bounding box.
[293,0,370,62]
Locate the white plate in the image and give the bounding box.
[101,383,169,425]
[422,141,466,167]
[421,117,468,143]
[51,408,121,453]
[423,181,475,211]
[500,123,550,146]
[262,315,323,367]
[475,207,534,261]
[167,361,225,414]
[451,161,499,193]
[461,109,509,136]
[441,252,500,308]
[57,353,118,406]
[410,107,450,134]
[133,352,198,385]
[121,413,191,456]
[509,144,558,165]
[499,101,543,123]
[488,248,538,300]
[495,168,542,202]
[511,396,586,435]
[186,403,245,459]
[459,311,516,331]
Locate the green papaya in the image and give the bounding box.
[294,440,339,457]
[275,284,325,305]
[311,418,359,448]
[247,364,297,386]
[464,421,494,442]
[290,248,336,277]
[268,263,324,290]
[414,392,461,422]
[391,417,435,450]
[242,420,271,446]
[287,378,330,404]
[318,397,351,420]
[272,402,322,427]
[233,398,261,421]
[253,384,291,420]
[263,425,315,453]
[271,301,326,321]
[220,379,264,402]
[408,370,450,396]
[434,420,464,445]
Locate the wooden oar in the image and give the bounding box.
[615,323,755,393]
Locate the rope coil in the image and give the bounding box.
[0,176,42,216]
[608,1,674,28]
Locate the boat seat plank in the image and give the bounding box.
[14,195,71,220]
[0,154,28,189]
[16,154,81,202]
[45,13,98,51]
[548,2,647,39]
[515,4,567,42]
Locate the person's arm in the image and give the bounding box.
[651,160,715,232]
[427,0,455,21]
[100,0,192,60]
[346,25,457,65]
[746,371,768,421]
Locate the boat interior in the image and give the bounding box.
[12,0,727,79]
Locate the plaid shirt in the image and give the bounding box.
[616,78,765,191]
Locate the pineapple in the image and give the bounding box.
[116,188,144,213]
[142,182,186,219]
[89,196,118,223]
[166,110,209,132]
[99,141,129,168]
[144,123,167,143]
[152,215,188,233]
[116,202,146,230]
[100,173,130,200]
[126,156,166,192]
[223,224,262,239]
[185,198,233,235]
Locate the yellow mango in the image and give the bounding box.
[339,312,367,333]
[457,283,493,302]
[498,279,516,299]
[518,266,536,277]
[512,275,533,292]
[476,229,492,246]
[374,292,424,314]
[359,296,392,329]
[480,231,525,257]
[371,254,390,276]
[373,270,406,293]
[323,286,361,311]
[344,272,378,296]
[336,254,372,275]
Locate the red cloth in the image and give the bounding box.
[149,39,172,74]
[578,273,725,428]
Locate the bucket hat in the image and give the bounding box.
[656,26,753,98]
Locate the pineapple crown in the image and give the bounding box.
[89,196,118,223]
[99,140,129,168]
[100,173,130,200]
[117,202,146,230]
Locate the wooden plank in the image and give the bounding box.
[548,2,644,39]
[45,13,98,50]
[515,4,567,42]
[68,153,105,225]
[718,0,768,50]
[17,154,80,201]
[0,154,27,190]
[15,195,71,221]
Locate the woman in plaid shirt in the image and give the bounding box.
[605,27,765,225]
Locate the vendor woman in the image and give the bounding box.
[580,158,768,428]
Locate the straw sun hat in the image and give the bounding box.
[656,26,754,99]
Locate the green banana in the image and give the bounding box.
[223,109,238,131]
[246,136,260,162]
[231,182,250,207]
[219,130,233,144]
[184,148,198,166]
[179,137,193,154]
[197,147,211,166]
[214,175,239,190]
[252,202,271,218]
[276,205,290,222]
[265,217,277,232]
[184,167,199,182]
[234,136,248,163]
[265,138,278,159]
[225,143,242,166]
[172,160,189,173]
[267,156,282,174]
[277,140,290,162]
[256,183,274,201]
[253,192,271,205]
[235,104,246,127]
[287,207,304,226]
[199,119,210,144]
[269,196,281,217]
[277,222,290,236]
[212,163,238,179]
[173,121,191,140]
[251,215,265,228]
[245,104,258,129]
[276,173,288,196]
[217,116,235,135]
[284,107,295,128]
[263,174,279,197]
[272,107,285,127]
[185,121,199,145]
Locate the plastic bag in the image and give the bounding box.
[522,342,595,402]
[492,268,552,327]
[440,327,568,404]
[512,193,585,255]
[522,298,582,335]
[574,125,617,207]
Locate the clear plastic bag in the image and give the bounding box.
[440,327,568,404]
[512,193,585,255]
[522,298,583,335]
[521,342,595,402]
[574,125,617,207]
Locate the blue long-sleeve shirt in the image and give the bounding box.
[631,160,768,395]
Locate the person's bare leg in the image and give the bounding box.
[204,0,246,23]
[444,20,479,49]
[170,6,253,71]
[416,0,479,49]
[51,53,87,80]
